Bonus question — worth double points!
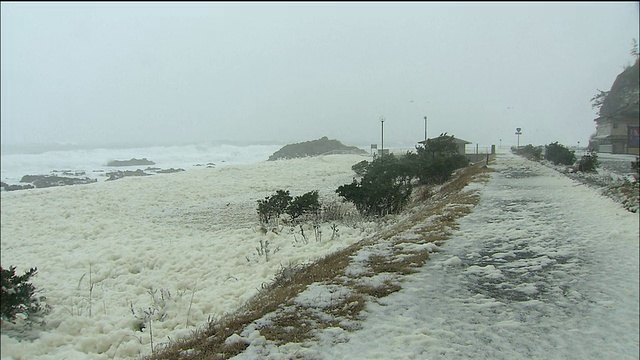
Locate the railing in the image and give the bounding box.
[465,144,496,163]
[320,149,369,156]
[465,144,494,155]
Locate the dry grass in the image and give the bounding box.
[353,281,402,298]
[148,158,494,360]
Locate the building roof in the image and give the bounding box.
[418,137,472,145]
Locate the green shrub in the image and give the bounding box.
[337,154,413,217]
[337,134,470,217]
[577,151,599,172]
[351,160,369,177]
[512,144,543,160]
[287,190,321,221]
[1,266,48,324]
[257,190,323,224]
[420,153,469,184]
[411,134,470,185]
[257,190,292,224]
[545,142,576,165]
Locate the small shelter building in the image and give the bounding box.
[418,136,471,155]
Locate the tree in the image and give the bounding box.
[337,154,413,217]
[421,133,458,160]
[512,144,543,161]
[351,160,369,177]
[590,89,609,113]
[287,190,321,221]
[337,134,470,217]
[257,190,292,224]
[545,142,576,166]
[577,151,599,173]
[412,133,470,184]
[631,37,639,58]
[1,266,48,324]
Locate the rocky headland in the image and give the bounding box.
[268,136,367,161]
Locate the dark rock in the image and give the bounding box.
[105,169,151,181]
[62,171,86,176]
[19,175,97,188]
[106,158,156,167]
[155,168,185,174]
[1,182,36,191]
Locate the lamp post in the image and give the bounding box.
[424,116,428,143]
[515,128,522,149]
[381,117,385,151]
[380,116,385,162]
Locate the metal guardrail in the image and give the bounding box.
[465,144,494,155]
[319,149,368,156]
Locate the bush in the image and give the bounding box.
[287,190,321,221]
[257,190,292,224]
[419,153,469,184]
[545,142,576,165]
[337,134,470,217]
[408,134,470,185]
[337,154,413,217]
[351,160,369,177]
[512,144,543,161]
[1,266,48,324]
[577,151,599,172]
[257,190,322,225]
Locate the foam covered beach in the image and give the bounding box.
[1,154,373,359]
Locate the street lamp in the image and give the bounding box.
[380,116,385,161]
[424,116,428,143]
[515,128,522,149]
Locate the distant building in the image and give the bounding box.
[593,58,639,155]
[418,136,471,155]
[593,101,640,155]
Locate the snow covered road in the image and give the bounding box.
[256,152,639,359]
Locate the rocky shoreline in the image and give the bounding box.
[1,139,364,192]
[1,165,186,192]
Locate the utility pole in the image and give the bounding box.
[380,116,385,163]
[424,115,428,143]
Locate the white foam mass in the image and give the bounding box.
[0,152,374,359]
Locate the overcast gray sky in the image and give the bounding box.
[1,2,639,149]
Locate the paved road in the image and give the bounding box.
[319,152,640,359]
